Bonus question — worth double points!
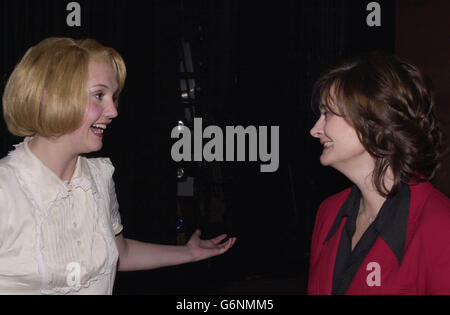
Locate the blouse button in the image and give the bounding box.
[77,240,82,246]
[73,222,78,228]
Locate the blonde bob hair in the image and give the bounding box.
[2,37,127,137]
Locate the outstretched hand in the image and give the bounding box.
[186,229,237,262]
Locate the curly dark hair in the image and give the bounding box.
[311,52,445,197]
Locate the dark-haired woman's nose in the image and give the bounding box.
[310,117,324,138]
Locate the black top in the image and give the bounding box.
[322,182,411,295]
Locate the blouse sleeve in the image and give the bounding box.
[0,168,10,250]
[0,186,5,248]
[94,158,124,236]
[108,175,123,236]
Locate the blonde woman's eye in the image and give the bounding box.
[94,92,105,100]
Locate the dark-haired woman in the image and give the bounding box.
[307,53,450,295]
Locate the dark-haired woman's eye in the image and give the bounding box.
[327,110,334,119]
[322,110,332,120]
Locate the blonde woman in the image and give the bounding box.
[0,37,236,295]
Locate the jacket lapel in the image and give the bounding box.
[313,217,348,294]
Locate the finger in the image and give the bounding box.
[210,238,236,256]
[215,243,229,254]
[219,238,234,249]
[222,238,235,251]
[218,237,234,247]
[210,234,228,244]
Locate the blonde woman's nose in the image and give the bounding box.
[105,102,118,119]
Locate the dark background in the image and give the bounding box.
[0,0,447,295]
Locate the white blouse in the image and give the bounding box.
[0,137,123,294]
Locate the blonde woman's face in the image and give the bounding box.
[69,60,118,154]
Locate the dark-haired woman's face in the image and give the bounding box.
[310,97,373,173]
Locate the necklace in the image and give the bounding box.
[359,200,375,223]
[362,210,375,223]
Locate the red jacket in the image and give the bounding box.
[308,181,450,294]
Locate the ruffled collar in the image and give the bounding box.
[6,137,98,214]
